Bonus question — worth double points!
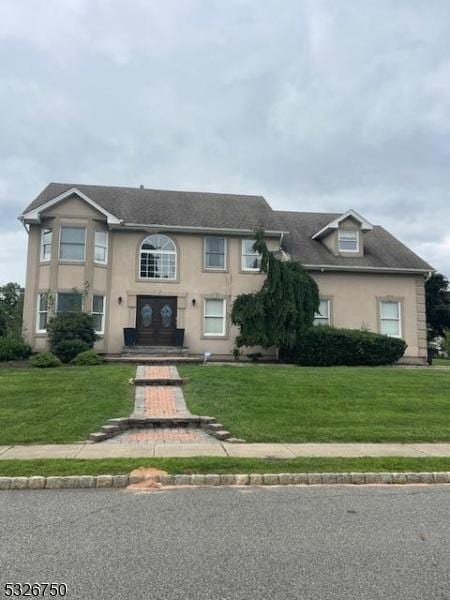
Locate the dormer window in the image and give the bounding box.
[338,230,359,252]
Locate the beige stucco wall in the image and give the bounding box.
[21,194,427,362]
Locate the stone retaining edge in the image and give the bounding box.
[0,471,449,490]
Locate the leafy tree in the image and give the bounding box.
[231,230,319,351]
[0,282,24,337]
[425,273,450,339]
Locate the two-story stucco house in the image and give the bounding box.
[19,183,433,363]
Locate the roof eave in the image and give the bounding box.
[121,223,287,237]
[302,264,435,275]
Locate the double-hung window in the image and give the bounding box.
[242,239,262,271]
[36,293,49,332]
[92,295,105,334]
[380,301,401,337]
[56,292,83,313]
[40,228,52,261]
[314,299,331,326]
[204,299,226,336]
[338,230,359,252]
[59,227,86,261]
[94,231,108,264]
[204,237,226,270]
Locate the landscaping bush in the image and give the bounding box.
[291,326,407,366]
[48,313,96,349]
[30,352,62,368]
[53,339,90,363]
[71,350,103,366]
[0,336,32,361]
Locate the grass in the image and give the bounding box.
[0,457,449,477]
[434,358,450,366]
[0,365,134,444]
[180,364,450,443]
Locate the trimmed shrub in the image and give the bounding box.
[30,352,62,368]
[0,336,32,361]
[71,350,103,366]
[53,339,90,363]
[291,326,407,366]
[48,313,96,349]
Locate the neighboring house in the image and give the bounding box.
[19,183,433,363]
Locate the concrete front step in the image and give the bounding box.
[104,356,203,364]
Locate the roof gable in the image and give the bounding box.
[311,209,373,240]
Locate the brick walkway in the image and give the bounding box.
[106,365,218,445]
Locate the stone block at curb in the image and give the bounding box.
[365,473,381,484]
[205,474,221,486]
[321,473,337,485]
[28,476,46,489]
[335,473,352,484]
[279,473,294,485]
[308,473,322,485]
[62,476,80,489]
[129,474,145,484]
[249,474,263,485]
[418,472,434,484]
[46,477,64,489]
[405,472,421,484]
[112,475,129,488]
[213,430,231,440]
[220,474,236,485]
[191,474,206,485]
[173,474,191,486]
[391,473,408,484]
[263,474,279,485]
[350,473,366,485]
[292,473,309,485]
[96,475,113,488]
[434,472,450,484]
[11,477,28,490]
[160,475,175,486]
[79,476,96,488]
[235,474,249,486]
[0,477,11,490]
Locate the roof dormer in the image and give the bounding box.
[311,209,373,258]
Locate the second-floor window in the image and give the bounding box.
[140,234,177,279]
[338,230,359,252]
[94,231,108,264]
[242,239,262,271]
[59,227,86,261]
[40,228,52,261]
[204,237,226,270]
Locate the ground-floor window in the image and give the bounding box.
[57,292,83,313]
[203,298,226,336]
[92,295,105,334]
[314,298,331,326]
[36,293,49,332]
[380,300,401,337]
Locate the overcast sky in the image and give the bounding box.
[1,0,449,285]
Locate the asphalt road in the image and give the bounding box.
[0,485,449,600]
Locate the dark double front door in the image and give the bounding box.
[136,296,177,346]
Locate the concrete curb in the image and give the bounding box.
[1,472,449,490]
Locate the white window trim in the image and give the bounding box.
[94,230,109,265]
[92,295,106,334]
[379,300,402,338]
[314,298,331,326]
[241,239,262,271]
[139,234,177,280]
[40,228,52,262]
[36,293,48,333]
[203,298,226,337]
[204,237,227,271]
[58,226,86,262]
[338,229,359,253]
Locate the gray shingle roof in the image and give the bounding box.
[22,182,434,272]
[23,182,276,231]
[272,210,434,272]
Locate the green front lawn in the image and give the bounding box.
[1,457,450,477]
[180,364,450,443]
[0,365,134,444]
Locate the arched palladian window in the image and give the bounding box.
[140,234,177,280]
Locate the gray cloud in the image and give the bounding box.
[1,0,449,284]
